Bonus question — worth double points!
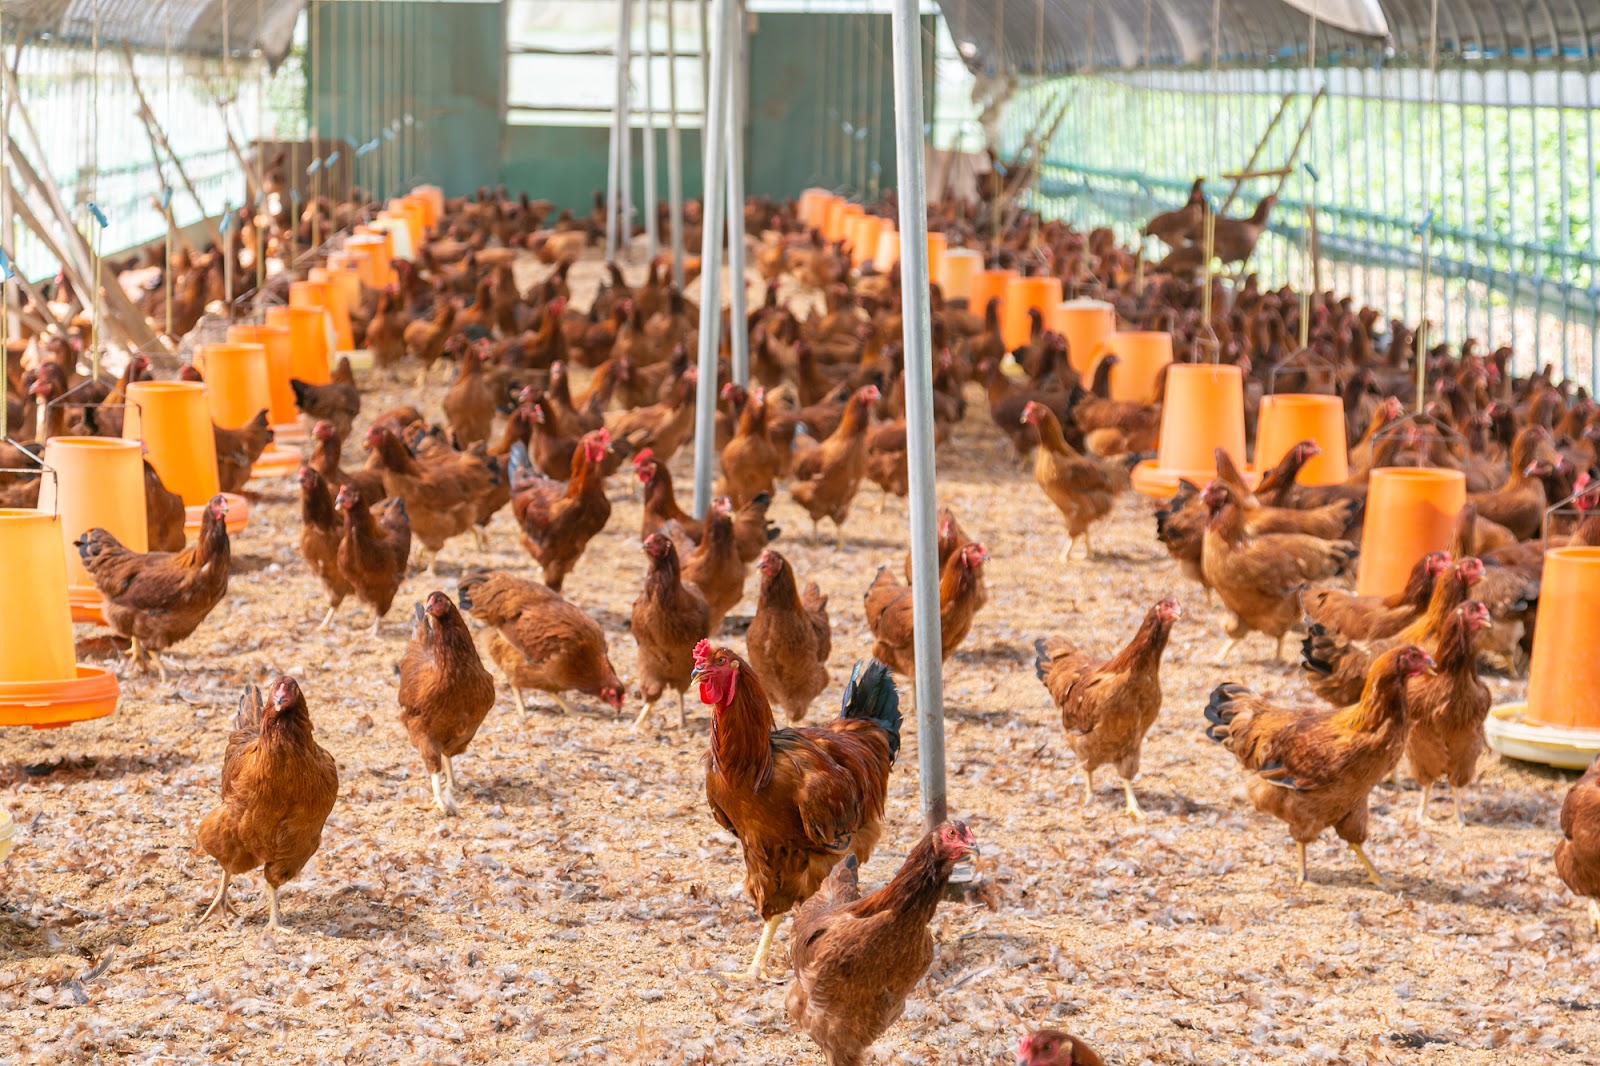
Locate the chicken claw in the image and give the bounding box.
[1415,784,1433,824]
[318,605,338,632]
[265,884,286,932]
[1588,898,1600,937]
[1120,778,1146,821]
[632,699,658,731]
[199,872,236,924]
[1294,842,1308,884]
[1447,782,1467,826]
[723,915,784,982]
[430,771,459,816]
[1348,842,1387,887]
[549,692,574,716]
[1080,770,1095,810]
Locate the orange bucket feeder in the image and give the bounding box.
[1255,394,1349,485]
[227,323,301,443]
[1355,468,1465,597]
[850,217,886,269]
[413,185,444,226]
[371,215,415,261]
[1050,299,1116,375]
[873,228,899,270]
[346,234,389,288]
[939,249,984,302]
[1485,547,1600,768]
[307,268,357,351]
[0,509,119,728]
[926,233,949,286]
[123,381,249,535]
[39,438,147,625]
[389,197,425,250]
[1131,363,1249,499]
[829,204,864,244]
[267,304,332,386]
[196,343,299,481]
[1091,330,1173,403]
[969,269,1016,326]
[1003,276,1063,351]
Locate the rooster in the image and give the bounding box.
[694,643,901,980]
[1204,645,1436,886]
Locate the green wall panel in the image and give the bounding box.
[500,126,706,217]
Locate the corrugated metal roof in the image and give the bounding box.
[938,0,1600,73]
[0,0,304,65]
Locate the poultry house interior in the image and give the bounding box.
[2,1,1600,1064]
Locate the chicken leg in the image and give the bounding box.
[1295,842,1308,884]
[471,526,488,551]
[1415,782,1433,823]
[510,686,526,714]
[632,698,658,731]
[550,692,575,716]
[265,883,285,932]
[199,872,236,924]
[1447,781,1466,826]
[677,689,687,729]
[1081,769,1095,809]
[430,770,459,816]
[1348,842,1386,887]
[318,605,338,631]
[1213,637,1242,665]
[1588,898,1600,937]
[443,755,459,794]
[724,915,783,982]
[1119,777,1146,821]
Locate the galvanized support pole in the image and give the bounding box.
[642,0,659,260]
[889,0,947,832]
[724,0,749,385]
[690,0,732,520]
[620,0,635,259]
[665,0,686,288]
[606,0,628,260]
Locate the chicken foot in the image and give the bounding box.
[1348,842,1387,887]
[1588,898,1600,937]
[1415,781,1434,823]
[1119,777,1146,821]
[724,915,784,983]
[318,604,339,631]
[430,767,460,816]
[550,692,577,715]
[1295,842,1308,884]
[1081,769,1095,809]
[632,698,659,731]
[1448,782,1466,826]
[199,872,237,924]
[266,883,286,932]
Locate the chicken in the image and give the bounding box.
[76,494,232,681]
[786,821,978,1066]
[1154,478,1209,596]
[1300,550,1450,644]
[310,419,386,508]
[695,644,901,980]
[335,485,412,634]
[630,532,710,730]
[1467,424,1556,540]
[791,384,879,546]
[298,466,351,630]
[404,300,458,385]
[747,550,831,723]
[1213,448,1360,540]
[863,418,908,508]
[212,410,275,494]
[864,542,989,680]
[1403,601,1493,824]
[1035,599,1182,819]
[681,498,745,633]
[508,430,613,592]
[457,569,624,715]
[290,358,361,443]
[902,506,974,585]
[719,384,783,507]
[1556,759,1600,936]
[1203,645,1436,885]
[635,448,703,543]
[143,458,188,553]
[398,592,497,816]
[365,426,482,571]
[732,491,781,563]
[1017,1030,1107,1066]
[441,338,497,446]
[197,677,338,931]
[1200,480,1357,662]
[1022,400,1118,560]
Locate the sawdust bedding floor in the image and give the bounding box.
[1,254,1597,1065]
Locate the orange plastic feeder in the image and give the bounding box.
[293,279,352,355]
[873,227,900,270]
[828,204,864,244]
[307,269,357,351]
[1255,394,1349,485]
[196,343,298,481]
[1355,468,1466,596]
[346,234,390,288]
[1090,331,1173,403]
[388,197,425,251]
[1131,363,1249,499]
[1050,299,1116,374]
[939,249,984,302]
[850,217,886,269]
[969,269,1017,326]
[227,323,301,442]
[39,438,147,626]
[927,233,949,286]
[1003,276,1063,350]
[798,189,829,228]
[371,215,415,261]
[124,381,219,506]
[412,185,445,227]
[0,509,119,728]
[266,304,332,386]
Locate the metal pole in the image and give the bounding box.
[665,0,685,287]
[889,0,946,832]
[690,0,731,520]
[642,0,659,260]
[606,0,626,260]
[724,0,749,385]
[620,0,634,259]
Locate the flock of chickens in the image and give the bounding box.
[4,176,1600,1064]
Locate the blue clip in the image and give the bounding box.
[841,121,854,135]
[355,141,375,158]
[0,250,15,281]
[160,187,173,210]
[306,158,323,175]
[404,113,415,127]
[382,127,395,141]
[325,150,341,167]
[87,202,108,228]
[855,127,868,142]
[1302,162,1319,182]
[1412,209,1434,235]
[220,205,234,233]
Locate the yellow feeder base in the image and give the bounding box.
[249,448,303,481]
[68,586,107,626]
[1485,703,1600,770]
[0,665,120,729]
[0,807,12,862]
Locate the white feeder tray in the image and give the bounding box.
[1485,703,1600,770]
[0,806,13,863]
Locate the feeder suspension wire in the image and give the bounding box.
[1415,0,1440,413]
[1298,10,1316,354]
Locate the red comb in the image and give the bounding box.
[692,639,713,667]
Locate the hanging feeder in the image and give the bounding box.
[1131,357,1248,500]
[1354,415,1465,596]
[1049,298,1116,375]
[938,248,984,302]
[227,322,303,444]
[266,304,332,387]
[1002,274,1063,351]
[1091,330,1174,403]
[872,226,900,271]
[345,233,391,288]
[196,343,299,480]
[290,280,350,361]
[797,188,829,228]
[0,504,119,729]
[1488,490,1600,768]
[1255,357,1349,485]
[968,269,1018,331]
[386,196,426,251]
[306,268,357,351]
[412,185,445,226]
[39,437,147,626]
[926,232,949,287]
[122,381,249,536]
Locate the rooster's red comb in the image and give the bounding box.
[692,640,713,668]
